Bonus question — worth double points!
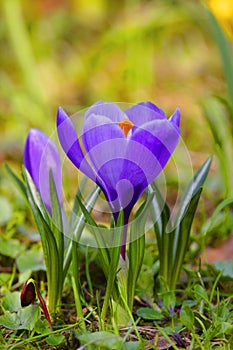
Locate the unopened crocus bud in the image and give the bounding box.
[24,128,62,212]
[21,280,36,307]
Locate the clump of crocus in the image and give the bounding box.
[24,128,62,212]
[57,101,180,258]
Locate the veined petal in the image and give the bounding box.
[84,101,126,122]
[125,102,166,126]
[138,102,167,118]
[24,128,62,211]
[57,107,96,181]
[82,113,124,154]
[130,118,180,171]
[169,107,180,128]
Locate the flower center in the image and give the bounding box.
[118,118,134,137]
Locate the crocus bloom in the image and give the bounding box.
[24,128,62,211]
[57,102,180,245]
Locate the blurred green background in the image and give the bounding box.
[0,0,227,210]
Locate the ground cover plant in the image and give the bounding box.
[1,0,233,349]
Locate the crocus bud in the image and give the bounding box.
[21,280,36,307]
[24,128,62,211]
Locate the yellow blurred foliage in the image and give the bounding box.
[207,0,233,40]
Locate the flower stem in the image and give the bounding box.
[35,284,53,331]
[71,241,86,329]
[120,224,128,259]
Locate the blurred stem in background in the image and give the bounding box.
[2,0,48,117]
[206,4,233,107]
[202,2,233,197]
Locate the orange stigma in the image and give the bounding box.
[118,118,134,137]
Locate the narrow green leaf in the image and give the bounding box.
[70,176,88,226]
[49,170,64,302]
[149,183,171,254]
[22,166,50,223]
[174,156,212,228]
[5,164,27,199]
[63,186,100,279]
[75,193,110,277]
[202,98,233,196]
[49,169,63,231]
[171,188,202,290]
[203,196,233,234]
[127,194,154,310]
[149,184,172,286]
[101,209,124,325]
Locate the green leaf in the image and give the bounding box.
[122,342,141,350]
[149,182,171,251]
[100,209,124,324]
[170,188,202,289]
[0,305,40,330]
[193,285,208,302]
[203,196,233,234]
[46,334,65,346]
[0,236,26,258]
[212,260,233,279]
[22,166,50,223]
[49,170,64,301]
[0,195,12,225]
[202,98,233,196]
[0,273,12,287]
[174,156,212,228]
[63,185,100,276]
[0,312,20,330]
[128,194,154,310]
[2,292,21,312]
[75,193,110,276]
[34,318,51,334]
[78,331,123,349]
[136,307,164,320]
[16,249,45,273]
[149,184,173,287]
[5,164,27,200]
[180,305,194,330]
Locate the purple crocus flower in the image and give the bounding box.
[24,128,62,212]
[57,102,180,257]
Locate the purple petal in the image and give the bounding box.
[138,102,167,118]
[125,103,166,126]
[57,107,96,181]
[82,113,124,154]
[130,117,180,172]
[85,138,158,214]
[24,128,62,211]
[84,102,126,122]
[83,138,127,207]
[169,107,180,128]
